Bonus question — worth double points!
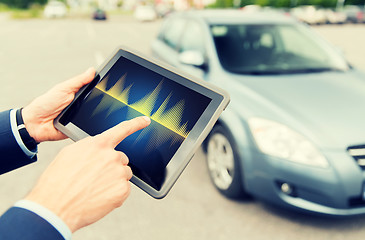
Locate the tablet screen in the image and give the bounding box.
[61,56,212,190]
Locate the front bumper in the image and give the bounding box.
[243,148,365,216]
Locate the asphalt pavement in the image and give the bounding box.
[1,15,365,240]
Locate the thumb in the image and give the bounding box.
[63,67,96,93]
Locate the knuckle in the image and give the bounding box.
[111,151,123,163]
[123,166,133,180]
[114,182,131,207]
[123,181,132,198]
[107,151,120,164]
[107,151,129,165]
[119,152,129,165]
[114,198,124,208]
[125,182,132,196]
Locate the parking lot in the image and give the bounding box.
[1,15,365,240]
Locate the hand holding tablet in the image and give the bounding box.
[54,47,230,198]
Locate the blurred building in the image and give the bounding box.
[66,0,212,12]
[67,0,120,10]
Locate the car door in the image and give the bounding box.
[175,20,207,80]
[151,16,187,67]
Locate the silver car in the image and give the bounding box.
[151,9,365,216]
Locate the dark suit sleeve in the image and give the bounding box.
[0,207,64,240]
[0,110,37,175]
[0,111,65,239]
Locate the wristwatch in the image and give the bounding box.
[16,108,38,152]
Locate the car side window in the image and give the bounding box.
[179,21,205,54]
[160,18,186,50]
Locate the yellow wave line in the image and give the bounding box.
[95,74,189,138]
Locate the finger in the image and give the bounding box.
[101,116,151,148]
[123,166,133,181]
[63,67,96,93]
[119,151,129,165]
[49,131,68,141]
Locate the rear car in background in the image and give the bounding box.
[43,1,67,18]
[342,5,365,23]
[151,10,365,216]
[324,9,347,24]
[290,5,327,25]
[134,5,157,21]
[92,8,107,20]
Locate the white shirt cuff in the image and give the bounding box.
[14,200,72,240]
[9,108,37,158]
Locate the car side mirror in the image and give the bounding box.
[179,50,207,70]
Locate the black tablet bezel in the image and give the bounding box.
[54,47,230,199]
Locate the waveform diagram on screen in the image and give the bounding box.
[84,72,192,154]
[69,65,211,189]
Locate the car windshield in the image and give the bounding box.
[210,24,350,74]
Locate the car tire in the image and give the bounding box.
[205,125,250,199]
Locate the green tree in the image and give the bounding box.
[206,0,364,8]
[345,0,365,5]
[256,0,270,6]
[271,0,291,8]
[208,0,234,8]
[322,0,337,7]
[0,0,47,9]
[240,0,256,6]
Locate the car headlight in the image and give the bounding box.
[248,118,329,168]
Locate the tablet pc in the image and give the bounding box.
[54,47,230,199]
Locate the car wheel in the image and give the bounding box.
[205,125,249,199]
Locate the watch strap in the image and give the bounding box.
[16,108,38,152]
